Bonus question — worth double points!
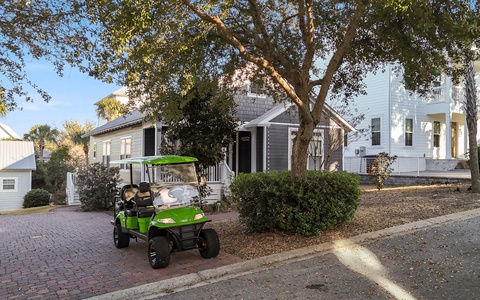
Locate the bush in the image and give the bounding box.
[23,189,50,208]
[229,171,361,236]
[51,188,67,205]
[368,152,397,190]
[77,163,121,211]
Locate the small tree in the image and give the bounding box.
[161,79,237,172]
[77,163,121,211]
[31,146,73,193]
[63,120,95,167]
[23,124,59,162]
[95,97,128,122]
[369,152,398,190]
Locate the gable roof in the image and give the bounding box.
[0,123,20,140]
[243,101,355,132]
[82,110,144,137]
[0,141,36,170]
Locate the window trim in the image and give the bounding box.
[433,121,441,148]
[93,142,97,159]
[119,137,132,169]
[371,118,381,146]
[102,140,111,167]
[247,81,267,98]
[405,118,413,146]
[0,177,18,192]
[288,127,324,171]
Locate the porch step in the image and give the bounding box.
[203,182,224,205]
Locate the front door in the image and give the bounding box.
[237,131,251,173]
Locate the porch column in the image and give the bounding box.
[235,131,239,173]
[445,113,452,159]
[251,129,257,173]
[263,127,267,172]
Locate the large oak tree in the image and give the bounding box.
[85,0,479,178]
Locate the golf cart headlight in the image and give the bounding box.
[194,213,205,220]
[158,218,176,224]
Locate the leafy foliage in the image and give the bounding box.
[23,189,50,208]
[32,146,73,193]
[229,171,361,236]
[368,152,398,190]
[85,1,480,177]
[23,124,59,161]
[0,1,98,110]
[95,97,128,122]
[160,79,237,171]
[76,163,121,211]
[63,120,95,166]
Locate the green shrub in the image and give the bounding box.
[77,163,121,211]
[229,171,361,236]
[23,189,50,208]
[51,189,67,205]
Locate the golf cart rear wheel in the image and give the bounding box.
[113,223,130,248]
[148,236,170,269]
[198,228,220,259]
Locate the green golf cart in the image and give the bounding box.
[110,155,220,269]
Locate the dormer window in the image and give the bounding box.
[247,80,267,98]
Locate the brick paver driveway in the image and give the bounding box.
[0,206,243,299]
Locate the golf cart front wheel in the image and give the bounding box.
[114,223,130,248]
[198,228,220,259]
[148,236,170,269]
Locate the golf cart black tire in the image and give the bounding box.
[148,236,171,269]
[198,228,220,259]
[114,223,130,248]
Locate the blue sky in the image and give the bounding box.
[2,60,121,137]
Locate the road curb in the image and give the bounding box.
[87,208,480,300]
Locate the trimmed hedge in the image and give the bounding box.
[229,171,361,236]
[23,189,50,208]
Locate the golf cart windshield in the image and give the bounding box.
[152,163,197,185]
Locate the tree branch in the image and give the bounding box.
[312,0,369,123]
[181,0,309,116]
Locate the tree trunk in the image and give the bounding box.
[464,60,480,192]
[291,117,315,178]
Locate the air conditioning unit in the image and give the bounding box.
[359,146,367,157]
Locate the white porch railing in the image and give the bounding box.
[344,156,427,175]
[202,162,235,185]
[66,172,81,205]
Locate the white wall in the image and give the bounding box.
[0,170,32,212]
[344,66,391,157]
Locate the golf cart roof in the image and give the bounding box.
[110,155,198,165]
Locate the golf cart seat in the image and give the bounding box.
[134,182,155,218]
[122,184,139,202]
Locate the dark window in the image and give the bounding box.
[371,118,381,146]
[405,118,413,146]
[434,121,441,148]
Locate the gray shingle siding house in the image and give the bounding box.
[231,91,354,173]
[84,87,354,183]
